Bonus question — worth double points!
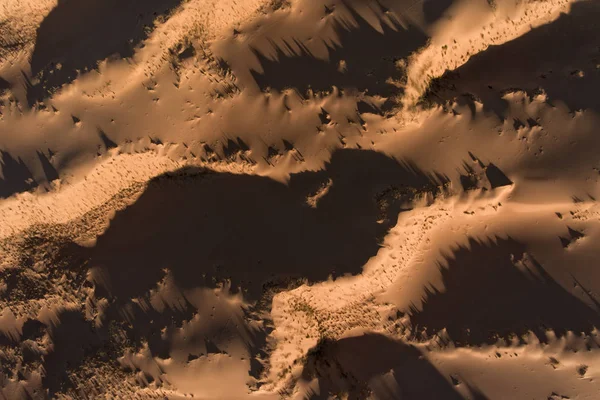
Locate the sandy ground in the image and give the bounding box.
[2,0,600,398]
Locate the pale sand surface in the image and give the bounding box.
[2,0,600,398]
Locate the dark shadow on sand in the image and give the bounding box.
[301,334,467,400]
[423,0,455,24]
[90,149,447,302]
[0,150,61,198]
[27,0,184,105]
[424,0,600,116]
[248,4,428,100]
[37,151,59,183]
[0,76,9,93]
[0,150,37,198]
[42,310,101,395]
[410,237,600,346]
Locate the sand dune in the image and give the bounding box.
[2,0,600,398]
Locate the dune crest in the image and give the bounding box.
[2,0,600,398]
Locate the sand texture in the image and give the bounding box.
[2,0,600,398]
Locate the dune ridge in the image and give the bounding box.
[2,0,600,398]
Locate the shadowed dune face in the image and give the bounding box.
[27,0,184,105]
[0,150,60,199]
[90,149,446,302]
[35,291,252,396]
[248,4,428,99]
[410,237,600,345]
[0,76,9,93]
[214,0,429,110]
[422,0,455,24]
[41,310,101,395]
[0,151,36,198]
[425,0,600,116]
[0,268,257,397]
[1,310,98,396]
[301,334,465,400]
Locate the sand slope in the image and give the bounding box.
[2,0,600,398]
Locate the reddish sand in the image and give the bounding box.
[1,0,600,398]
